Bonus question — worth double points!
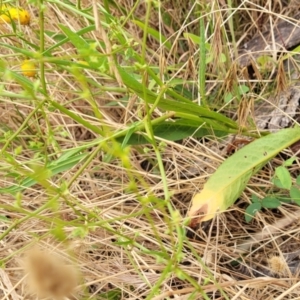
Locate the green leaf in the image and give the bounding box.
[188,127,300,224]
[0,42,35,58]
[44,30,67,42]
[0,152,87,195]
[272,177,285,189]
[50,225,67,241]
[283,157,295,167]
[257,55,275,67]
[183,32,201,44]
[261,197,281,208]
[275,166,292,190]
[97,289,122,300]
[71,227,89,238]
[117,120,228,145]
[238,85,249,95]
[245,202,262,223]
[0,60,45,97]
[43,25,96,56]
[251,194,260,203]
[133,20,172,51]
[117,67,238,129]
[290,186,300,205]
[296,175,300,185]
[220,53,227,63]
[0,215,10,222]
[224,92,233,103]
[58,24,108,70]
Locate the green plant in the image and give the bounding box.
[245,157,300,222]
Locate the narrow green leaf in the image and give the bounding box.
[117,121,228,145]
[0,68,42,97]
[43,25,96,56]
[0,152,87,195]
[0,42,35,57]
[133,20,172,50]
[121,123,138,148]
[297,175,300,185]
[117,67,238,128]
[58,24,108,70]
[199,16,207,105]
[184,33,201,44]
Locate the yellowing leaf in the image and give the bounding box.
[188,127,300,227]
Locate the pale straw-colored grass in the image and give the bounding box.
[0,1,300,299]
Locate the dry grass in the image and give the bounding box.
[0,0,300,299]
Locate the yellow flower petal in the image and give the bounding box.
[21,60,36,77]
[0,7,30,25]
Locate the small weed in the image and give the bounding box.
[245,158,300,222]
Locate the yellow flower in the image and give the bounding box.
[21,60,36,77]
[0,7,30,25]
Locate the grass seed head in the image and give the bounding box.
[24,248,78,299]
[268,255,288,276]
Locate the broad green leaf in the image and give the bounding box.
[251,194,260,203]
[275,166,292,189]
[224,92,233,103]
[272,177,285,189]
[261,197,281,208]
[297,175,300,185]
[188,127,300,225]
[238,85,249,95]
[283,157,295,167]
[245,202,262,223]
[290,186,300,205]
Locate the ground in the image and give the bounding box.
[0,1,300,299]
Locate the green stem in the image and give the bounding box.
[199,9,207,107]
[38,0,47,94]
[0,99,47,154]
[66,112,174,188]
